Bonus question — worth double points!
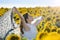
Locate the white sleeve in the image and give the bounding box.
[31,16,43,26]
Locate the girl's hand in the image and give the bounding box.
[12,7,17,12]
[12,7,20,15]
[41,16,44,20]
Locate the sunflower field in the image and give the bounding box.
[0,7,60,40]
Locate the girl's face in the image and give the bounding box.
[27,15,34,22]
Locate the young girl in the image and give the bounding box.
[13,7,44,40]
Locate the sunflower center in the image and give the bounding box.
[10,36,19,40]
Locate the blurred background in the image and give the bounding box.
[0,0,60,40]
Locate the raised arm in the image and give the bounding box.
[12,7,30,31]
[31,16,44,26]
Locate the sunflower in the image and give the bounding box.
[57,28,60,34]
[42,21,51,32]
[36,32,48,40]
[44,32,60,40]
[36,32,60,40]
[5,33,21,40]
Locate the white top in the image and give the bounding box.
[23,16,43,40]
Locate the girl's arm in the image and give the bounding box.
[12,7,30,31]
[31,16,44,26]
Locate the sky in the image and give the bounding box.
[0,0,60,8]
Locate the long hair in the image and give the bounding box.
[23,13,29,23]
[20,13,29,34]
[20,21,24,34]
